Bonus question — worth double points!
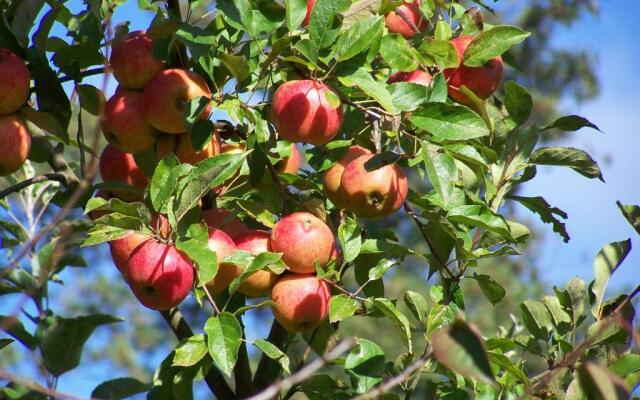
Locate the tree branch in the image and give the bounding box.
[253,320,289,389]
[0,174,67,200]
[0,369,92,400]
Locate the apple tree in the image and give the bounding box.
[0,0,638,399]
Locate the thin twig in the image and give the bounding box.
[0,174,66,200]
[0,369,93,400]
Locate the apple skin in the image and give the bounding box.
[271,80,343,145]
[385,1,427,39]
[271,273,330,332]
[201,208,249,240]
[443,35,504,106]
[109,214,171,273]
[126,239,194,310]
[0,115,31,176]
[142,69,212,134]
[301,0,316,27]
[101,89,158,154]
[270,212,335,274]
[204,228,241,295]
[323,145,372,209]
[387,70,432,86]
[0,49,30,115]
[276,143,301,174]
[341,154,408,218]
[156,132,221,165]
[330,243,342,265]
[234,230,279,298]
[109,31,164,90]
[99,144,149,201]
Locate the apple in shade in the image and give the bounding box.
[234,230,279,298]
[276,144,301,174]
[126,239,194,310]
[109,31,164,90]
[204,228,241,295]
[109,214,170,273]
[443,35,504,106]
[201,208,249,240]
[99,144,149,201]
[89,190,111,221]
[0,115,31,176]
[101,89,158,154]
[387,70,432,86]
[271,80,343,145]
[323,145,372,209]
[270,212,335,274]
[156,131,221,165]
[341,154,408,218]
[385,1,428,39]
[142,69,212,134]
[271,273,330,332]
[0,49,30,115]
[301,0,316,27]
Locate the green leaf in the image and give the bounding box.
[309,0,349,56]
[0,315,37,350]
[368,258,397,280]
[530,147,604,181]
[150,154,182,213]
[345,338,385,394]
[175,23,216,45]
[204,312,242,378]
[543,296,572,335]
[173,334,208,367]
[235,199,277,228]
[555,277,587,328]
[421,142,465,210]
[228,252,284,294]
[616,201,640,236]
[389,82,429,112]
[91,377,150,400]
[336,16,383,61]
[77,84,105,116]
[285,0,307,31]
[371,298,412,352]
[448,205,511,239]
[426,303,461,339]
[509,195,569,242]
[338,216,361,263]
[520,300,552,339]
[589,239,632,319]
[329,294,359,323]
[487,352,530,385]
[431,319,495,384]
[609,354,640,385]
[543,115,601,132]
[462,26,531,67]
[0,338,13,350]
[503,81,532,125]
[419,40,459,68]
[404,291,429,323]
[234,300,277,317]
[27,49,71,133]
[428,73,448,103]
[218,52,250,82]
[176,238,217,284]
[20,107,68,143]
[470,274,506,305]
[576,362,629,400]
[253,339,290,374]
[183,96,210,131]
[36,314,122,376]
[380,34,419,71]
[338,68,397,113]
[411,103,490,141]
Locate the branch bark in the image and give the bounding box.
[0,174,67,200]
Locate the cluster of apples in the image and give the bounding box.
[0,49,31,176]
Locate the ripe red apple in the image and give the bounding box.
[0,49,30,115]
[341,154,408,218]
[234,230,279,298]
[323,145,372,209]
[99,144,149,201]
[443,35,504,106]
[270,212,334,274]
[101,89,158,154]
[201,208,248,240]
[387,70,432,86]
[126,239,194,310]
[142,69,212,134]
[156,131,221,165]
[385,1,427,39]
[109,214,170,273]
[276,143,301,174]
[204,228,241,295]
[0,114,31,176]
[109,31,164,90]
[301,0,316,27]
[271,80,343,145]
[271,273,330,332]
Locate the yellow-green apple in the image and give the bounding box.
[271,80,343,145]
[341,154,408,218]
[109,31,164,90]
[270,212,334,274]
[126,239,194,310]
[271,273,330,332]
[101,89,158,154]
[301,0,316,27]
[142,69,212,134]
[387,70,432,86]
[204,228,241,295]
[0,114,31,176]
[385,1,427,39]
[276,143,301,174]
[99,144,149,201]
[109,214,171,273]
[156,131,221,165]
[234,230,279,298]
[201,208,248,240]
[0,49,30,115]
[323,145,371,209]
[443,35,504,106]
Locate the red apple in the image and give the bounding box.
[271,80,343,145]
[101,89,158,154]
[109,31,164,90]
[323,145,372,209]
[126,239,194,310]
[201,208,249,240]
[341,154,408,218]
[109,214,171,273]
[156,131,221,165]
[276,143,301,174]
[204,228,241,295]
[0,114,31,176]
[301,0,316,27]
[0,49,30,115]
[443,35,504,106]
[142,69,212,134]
[271,273,330,332]
[270,212,335,274]
[99,144,149,201]
[385,1,427,39]
[387,70,432,86]
[234,230,279,298]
